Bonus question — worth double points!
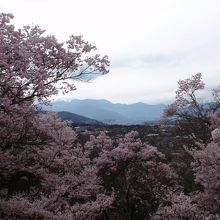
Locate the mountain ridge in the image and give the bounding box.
[44,99,166,124]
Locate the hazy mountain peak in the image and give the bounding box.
[45,99,166,124]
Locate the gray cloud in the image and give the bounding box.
[111,51,188,69]
[1,0,220,104]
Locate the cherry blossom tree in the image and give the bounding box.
[152,134,220,220]
[84,131,180,220]
[0,13,109,106]
[151,74,220,220]
[190,127,220,216]
[153,112,220,220]
[0,13,113,219]
[162,73,220,145]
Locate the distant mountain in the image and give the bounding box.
[44,99,166,124]
[57,111,103,125]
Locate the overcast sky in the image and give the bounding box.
[1,0,220,104]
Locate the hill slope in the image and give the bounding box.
[57,111,103,125]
